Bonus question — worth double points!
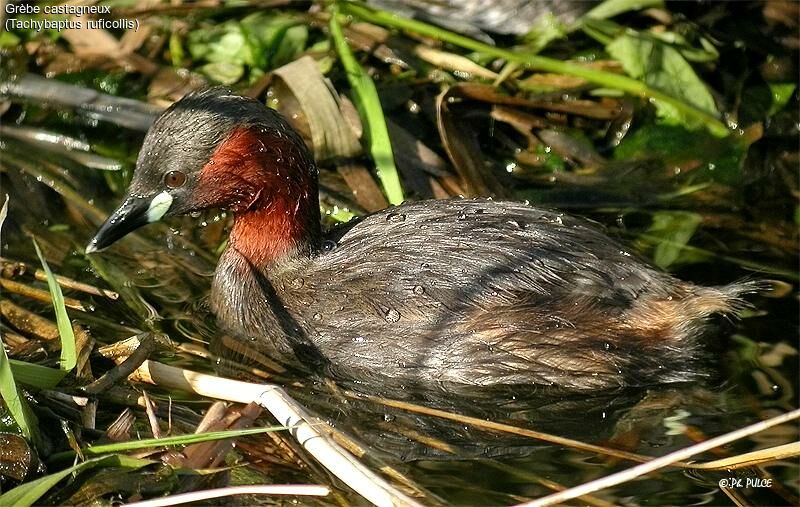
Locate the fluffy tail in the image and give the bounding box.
[691,279,766,318]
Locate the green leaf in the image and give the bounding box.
[768,82,796,117]
[169,30,185,67]
[32,238,76,372]
[0,31,21,47]
[271,24,308,68]
[48,426,288,461]
[83,426,287,455]
[0,455,152,507]
[322,204,356,223]
[0,197,38,442]
[188,14,309,78]
[188,21,250,66]
[240,13,307,69]
[329,9,404,205]
[0,315,37,443]
[532,143,567,172]
[648,30,719,63]
[198,62,245,85]
[9,359,68,389]
[607,33,719,130]
[643,211,704,268]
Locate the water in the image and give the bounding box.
[16,192,791,505]
[1,63,797,507]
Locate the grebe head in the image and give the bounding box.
[87,87,319,260]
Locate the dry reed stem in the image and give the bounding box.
[125,484,331,507]
[514,408,800,507]
[129,360,424,507]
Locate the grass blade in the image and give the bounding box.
[48,425,288,461]
[32,238,77,372]
[0,196,38,441]
[0,455,152,507]
[329,7,404,205]
[84,425,288,454]
[0,309,37,443]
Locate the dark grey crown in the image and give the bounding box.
[130,87,303,196]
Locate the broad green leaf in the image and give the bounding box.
[607,33,719,130]
[581,18,719,64]
[329,10,404,205]
[271,24,308,68]
[240,14,307,69]
[643,211,704,268]
[189,14,308,80]
[188,21,250,67]
[198,62,245,85]
[9,359,67,389]
[32,238,76,372]
[241,13,286,68]
[648,30,719,63]
[0,455,152,507]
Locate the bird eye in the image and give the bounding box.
[164,170,187,189]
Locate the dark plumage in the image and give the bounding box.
[369,0,594,37]
[88,88,752,392]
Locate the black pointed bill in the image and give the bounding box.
[85,191,173,254]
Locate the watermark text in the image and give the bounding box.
[719,477,773,488]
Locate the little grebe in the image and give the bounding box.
[87,88,751,390]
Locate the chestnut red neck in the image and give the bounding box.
[196,126,321,267]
